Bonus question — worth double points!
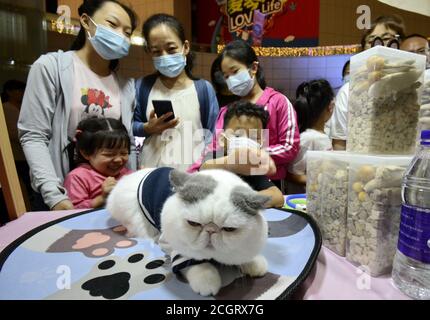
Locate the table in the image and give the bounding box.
[0,210,410,300]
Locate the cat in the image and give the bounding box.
[106,167,269,296]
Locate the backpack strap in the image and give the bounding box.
[133,73,158,137]
[138,73,158,123]
[194,79,210,130]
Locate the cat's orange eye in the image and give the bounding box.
[187,220,201,227]
[222,227,237,232]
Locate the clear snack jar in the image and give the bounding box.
[306,151,350,256]
[418,70,430,135]
[347,46,426,155]
[346,154,412,276]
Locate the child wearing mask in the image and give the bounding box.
[201,100,284,207]
[190,40,300,192]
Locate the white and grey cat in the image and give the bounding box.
[106,168,269,296]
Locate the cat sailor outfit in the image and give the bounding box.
[107,166,269,296]
[136,167,208,273]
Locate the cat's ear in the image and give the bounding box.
[169,170,191,189]
[231,186,271,216]
[170,170,218,203]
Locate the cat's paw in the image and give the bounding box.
[184,262,222,296]
[240,255,268,278]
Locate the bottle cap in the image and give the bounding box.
[422,130,430,140]
[421,130,430,145]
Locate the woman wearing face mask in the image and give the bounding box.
[133,14,219,171]
[18,0,138,211]
[191,40,300,191]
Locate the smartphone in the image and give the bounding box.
[152,100,175,122]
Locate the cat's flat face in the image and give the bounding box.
[161,170,269,265]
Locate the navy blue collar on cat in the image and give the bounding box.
[137,167,175,230]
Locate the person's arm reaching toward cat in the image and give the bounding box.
[243,175,284,208]
[258,187,284,208]
[201,148,277,176]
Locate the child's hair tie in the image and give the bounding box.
[303,82,310,95]
[73,129,83,143]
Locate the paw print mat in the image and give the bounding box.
[0,208,321,300]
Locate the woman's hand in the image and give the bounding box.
[144,110,180,135]
[102,177,117,198]
[52,199,74,211]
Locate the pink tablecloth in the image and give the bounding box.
[0,210,410,300]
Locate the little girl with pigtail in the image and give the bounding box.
[64,117,133,208]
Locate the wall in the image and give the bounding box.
[58,0,191,39]
[118,48,349,102]
[260,55,351,100]
[54,0,430,47]
[0,0,44,10]
[0,0,46,88]
[320,0,430,46]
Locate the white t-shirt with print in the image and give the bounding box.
[68,52,121,138]
[288,129,333,176]
[329,82,349,141]
[141,78,204,172]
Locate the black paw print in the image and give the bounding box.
[81,253,167,299]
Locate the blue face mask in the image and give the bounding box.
[87,17,130,60]
[225,69,255,97]
[153,48,186,78]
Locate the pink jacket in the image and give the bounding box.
[64,163,132,209]
[188,87,300,181]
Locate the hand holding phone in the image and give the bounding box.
[143,101,179,136]
[152,100,175,122]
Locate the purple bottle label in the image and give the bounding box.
[397,204,430,264]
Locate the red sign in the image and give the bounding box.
[193,0,320,48]
[227,0,283,32]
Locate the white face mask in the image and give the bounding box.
[223,134,261,154]
[225,69,255,97]
[342,74,351,85]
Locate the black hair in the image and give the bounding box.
[211,54,227,94]
[294,79,334,133]
[1,79,25,102]
[295,82,307,99]
[143,13,197,80]
[74,117,131,165]
[403,33,429,43]
[361,15,406,50]
[342,60,350,78]
[223,100,269,130]
[210,54,240,106]
[220,40,267,90]
[70,0,137,71]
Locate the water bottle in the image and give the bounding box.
[392,130,430,300]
